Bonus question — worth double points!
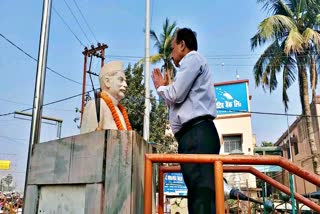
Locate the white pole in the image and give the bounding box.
[143,0,150,142]
[286,113,296,213]
[22,0,52,212]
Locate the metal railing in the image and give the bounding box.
[144,154,320,214]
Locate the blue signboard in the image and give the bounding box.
[215,82,249,115]
[164,173,187,196]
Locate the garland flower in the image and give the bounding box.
[99,92,132,130]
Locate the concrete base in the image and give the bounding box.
[23,130,153,214]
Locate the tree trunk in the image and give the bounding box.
[299,65,320,175]
[310,56,317,103]
[164,67,174,84]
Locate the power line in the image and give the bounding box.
[0,136,27,142]
[62,0,92,45]
[52,6,86,47]
[0,32,83,85]
[0,90,94,117]
[106,51,319,60]
[219,108,320,117]
[71,0,98,43]
[0,98,30,107]
[1,90,318,118]
[0,98,75,112]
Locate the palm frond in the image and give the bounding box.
[284,27,304,54]
[150,18,177,73]
[278,0,294,17]
[317,14,320,23]
[150,30,161,50]
[254,55,265,86]
[269,66,278,92]
[303,28,320,52]
[251,32,268,50]
[253,40,282,86]
[282,56,297,110]
[258,15,296,39]
[149,54,163,64]
[257,0,294,17]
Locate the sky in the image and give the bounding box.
[0,0,317,192]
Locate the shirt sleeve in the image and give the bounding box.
[157,54,202,105]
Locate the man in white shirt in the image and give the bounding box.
[152,28,220,214]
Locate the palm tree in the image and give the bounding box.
[251,0,320,175]
[150,18,177,83]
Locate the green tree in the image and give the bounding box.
[122,63,176,153]
[148,18,179,153]
[260,141,274,147]
[150,18,177,83]
[251,0,320,175]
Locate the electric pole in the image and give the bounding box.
[80,43,108,124]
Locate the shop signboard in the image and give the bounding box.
[215,82,249,115]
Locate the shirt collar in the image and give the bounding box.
[178,50,197,67]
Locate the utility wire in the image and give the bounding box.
[52,6,86,47]
[106,51,320,60]
[0,135,27,142]
[218,108,318,117]
[0,98,30,106]
[0,89,94,117]
[1,90,319,118]
[71,0,98,43]
[0,98,75,112]
[62,0,92,45]
[0,32,83,85]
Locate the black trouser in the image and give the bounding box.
[175,118,220,214]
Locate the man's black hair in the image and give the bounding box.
[175,28,198,51]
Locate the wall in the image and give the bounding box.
[215,114,257,191]
[214,79,256,192]
[274,97,320,194]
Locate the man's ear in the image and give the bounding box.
[180,40,186,51]
[104,77,111,89]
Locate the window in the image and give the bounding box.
[292,136,299,155]
[223,135,242,153]
[285,140,291,159]
[287,147,291,159]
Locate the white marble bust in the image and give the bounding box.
[80,61,129,133]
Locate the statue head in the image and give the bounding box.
[99,61,127,101]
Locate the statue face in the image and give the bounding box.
[107,71,127,101]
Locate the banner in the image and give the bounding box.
[164,173,187,196]
[215,82,249,115]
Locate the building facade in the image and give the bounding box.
[213,79,257,192]
[274,96,320,194]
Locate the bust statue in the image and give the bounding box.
[80,61,132,133]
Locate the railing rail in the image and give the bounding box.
[144,154,320,214]
[158,165,320,214]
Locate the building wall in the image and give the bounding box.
[215,114,257,190]
[274,97,320,194]
[215,114,254,155]
[212,79,257,192]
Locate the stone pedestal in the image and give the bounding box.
[23,130,152,214]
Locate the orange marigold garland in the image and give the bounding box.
[100,92,132,130]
